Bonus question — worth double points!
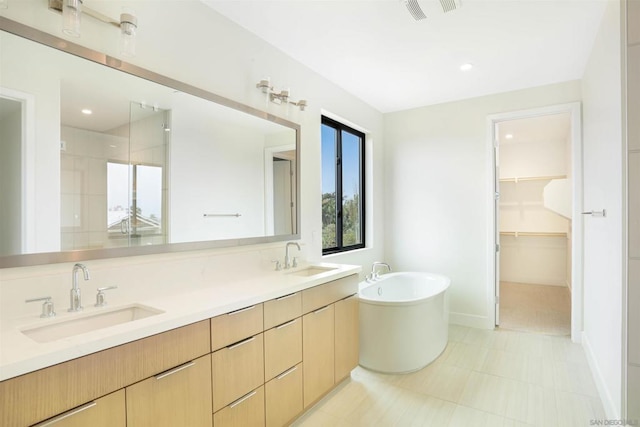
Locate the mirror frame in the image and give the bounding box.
[0,17,301,268]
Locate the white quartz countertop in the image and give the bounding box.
[0,262,361,382]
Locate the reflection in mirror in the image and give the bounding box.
[0,21,299,267]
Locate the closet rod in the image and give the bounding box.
[499,175,567,183]
[500,231,567,238]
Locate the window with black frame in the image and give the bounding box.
[321,116,365,254]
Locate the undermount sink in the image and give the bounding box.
[21,304,164,343]
[287,266,338,277]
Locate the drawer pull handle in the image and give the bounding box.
[229,390,257,409]
[276,365,298,380]
[35,402,97,426]
[276,292,298,301]
[228,305,256,315]
[155,361,196,380]
[228,336,256,349]
[276,318,297,329]
[313,305,330,314]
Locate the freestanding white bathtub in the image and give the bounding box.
[358,272,450,373]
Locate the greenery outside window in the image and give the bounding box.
[321,116,365,254]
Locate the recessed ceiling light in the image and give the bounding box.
[505,134,514,139]
[81,108,93,115]
[460,63,473,71]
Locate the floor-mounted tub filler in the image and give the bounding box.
[358,271,450,373]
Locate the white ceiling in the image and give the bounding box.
[202,0,607,113]
[497,112,571,146]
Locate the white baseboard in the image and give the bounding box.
[582,332,619,419]
[449,312,493,329]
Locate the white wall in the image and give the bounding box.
[626,0,640,418]
[170,110,268,242]
[0,1,385,313]
[0,108,22,255]
[0,31,61,253]
[580,0,624,418]
[383,81,581,328]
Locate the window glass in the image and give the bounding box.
[321,117,365,254]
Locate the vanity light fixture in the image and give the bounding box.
[48,0,138,57]
[256,78,307,112]
[81,108,92,115]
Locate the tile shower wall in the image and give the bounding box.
[60,126,127,250]
[60,111,168,251]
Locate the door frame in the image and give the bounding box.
[264,144,296,235]
[486,102,583,342]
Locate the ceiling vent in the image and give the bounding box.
[402,0,462,21]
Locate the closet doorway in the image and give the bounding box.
[489,103,583,341]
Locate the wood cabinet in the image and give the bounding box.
[264,292,301,330]
[1,273,359,427]
[334,294,359,382]
[214,386,265,427]
[264,317,302,381]
[126,354,213,427]
[211,303,263,351]
[0,320,210,427]
[265,363,303,427]
[33,390,125,427]
[302,304,335,408]
[212,333,265,412]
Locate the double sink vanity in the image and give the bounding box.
[0,262,361,427]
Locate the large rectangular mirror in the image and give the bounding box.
[0,18,300,268]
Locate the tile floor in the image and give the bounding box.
[293,326,604,427]
[499,282,571,336]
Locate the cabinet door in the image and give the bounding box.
[265,363,303,427]
[302,304,335,408]
[335,294,359,382]
[126,354,212,427]
[214,386,265,427]
[33,390,125,427]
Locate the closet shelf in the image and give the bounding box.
[500,231,567,238]
[499,175,567,183]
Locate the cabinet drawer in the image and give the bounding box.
[211,303,264,351]
[302,274,357,314]
[264,292,301,330]
[212,333,265,412]
[33,390,125,427]
[126,354,213,427]
[214,386,265,427]
[265,363,303,427]
[264,318,302,381]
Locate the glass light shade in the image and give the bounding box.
[62,0,82,37]
[120,13,137,57]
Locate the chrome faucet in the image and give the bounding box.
[367,261,392,281]
[284,242,300,269]
[69,263,90,312]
